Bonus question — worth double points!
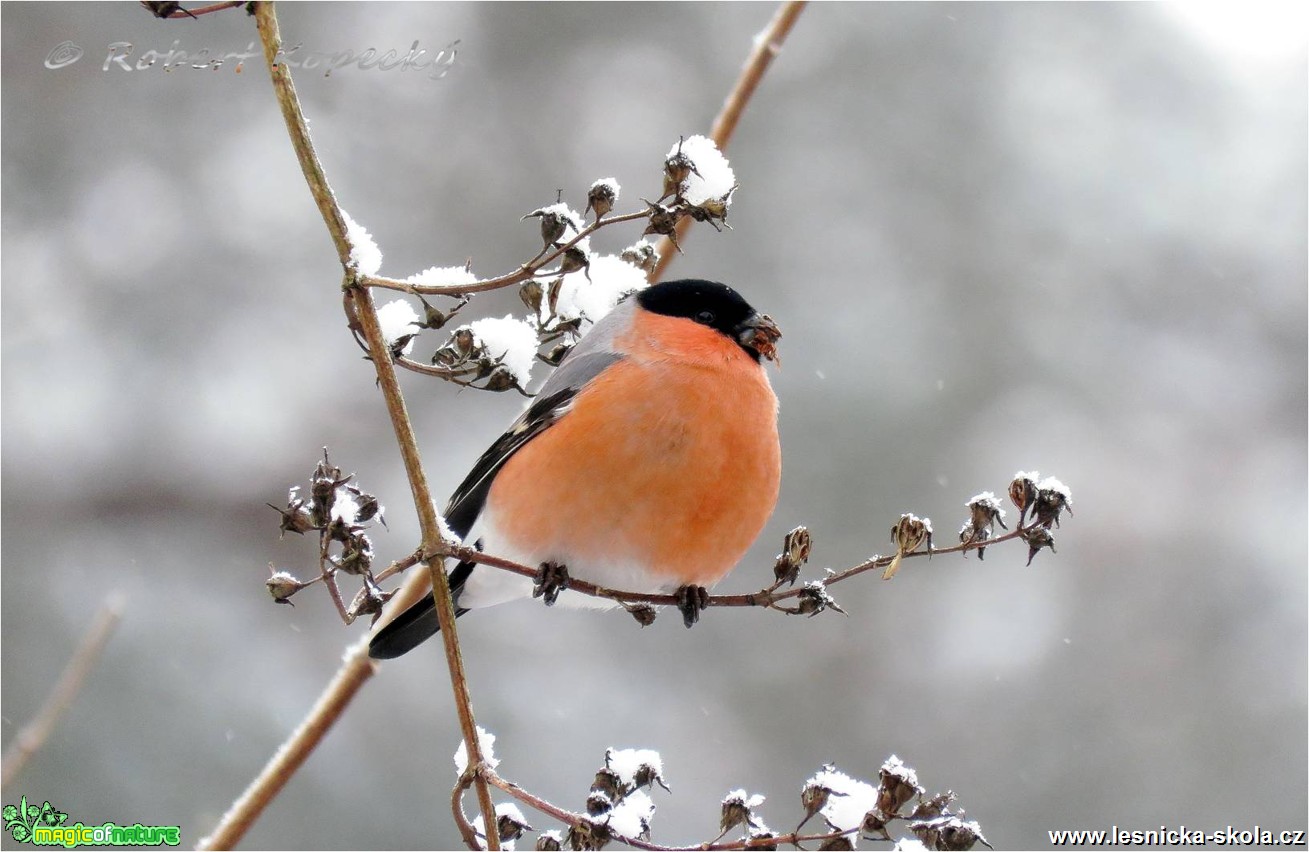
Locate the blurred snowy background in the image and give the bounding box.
[2,3,1305,848]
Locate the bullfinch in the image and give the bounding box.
[368,279,781,659]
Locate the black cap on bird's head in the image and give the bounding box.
[636,279,781,363]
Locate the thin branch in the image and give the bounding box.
[1,598,124,788]
[650,0,807,282]
[416,525,1036,614]
[361,210,651,297]
[198,637,378,850]
[171,1,244,18]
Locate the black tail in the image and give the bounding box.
[368,562,472,659]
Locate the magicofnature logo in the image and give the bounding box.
[3,796,180,847]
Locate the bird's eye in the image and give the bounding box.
[694,310,716,325]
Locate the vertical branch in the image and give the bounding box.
[200,4,500,850]
[650,0,807,282]
[1,598,123,788]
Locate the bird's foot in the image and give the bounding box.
[675,584,710,628]
[532,560,570,606]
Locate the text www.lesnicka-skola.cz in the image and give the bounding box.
[1048,826,1307,846]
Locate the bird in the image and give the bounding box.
[368,278,781,659]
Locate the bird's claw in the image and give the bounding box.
[675,585,710,628]
[533,560,570,606]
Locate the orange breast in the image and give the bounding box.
[487,316,781,588]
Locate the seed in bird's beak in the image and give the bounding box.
[737,313,782,365]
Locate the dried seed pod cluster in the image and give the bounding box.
[359,134,739,397]
[265,451,394,624]
[452,740,983,851]
[1007,471,1073,565]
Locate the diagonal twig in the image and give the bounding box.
[650,0,807,281]
[1,597,124,788]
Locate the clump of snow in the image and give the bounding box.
[453,726,499,776]
[606,788,654,838]
[1038,476,1072,501]
[723,789,766,809]
[376,299,420,354]
[590,177,620,197]
[466,315,538,387]
[329,489,360,524]
[552,255,647,330]
[406,264,477,289]
[880,755,919,790]
[806,765,879,832]
[342,209,382,275]
[669,135,735,206]
[605,748,663,787]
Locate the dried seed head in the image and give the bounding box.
[336,531,375,575]
[535,830,563,851]
[817,837,854,851]
[966,492,1007,532]
[624,603,657,627]
[355,493,384,526]
[687,184,738,231]
[720,798,751,834]
[800,779,834,825]
[585,789,613,817]
[958,520,992,560]
[1008,471,1041,523]
[795,581,845,617]
[641,199,682,246]
[619,239,658,275]
[877,756,923,819]
[861,809,891,841]
[433,327,479,368]
[910,815,991,851]
[345,581,393,625]
[910,791,956,821]
[586,178,619,220]
[719,790,764,834]
[416,294,469,331]
[544,276,565,321]
[1033,476,1073,529]
[482,365,519,393]
[565,818,610,851]
[560,246,591,277]
[497,811,533,843]
[892,513,934,554]
[269,497,317,537]
[266,567,308,605]
[1021,526,1056,566]
[522,203,579,247]
[591,768,624,804]
[774,525,812,586]
[885,513,933,579]
[541,342,573,367]
[661,138,701,200]
[519,279,545,315]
